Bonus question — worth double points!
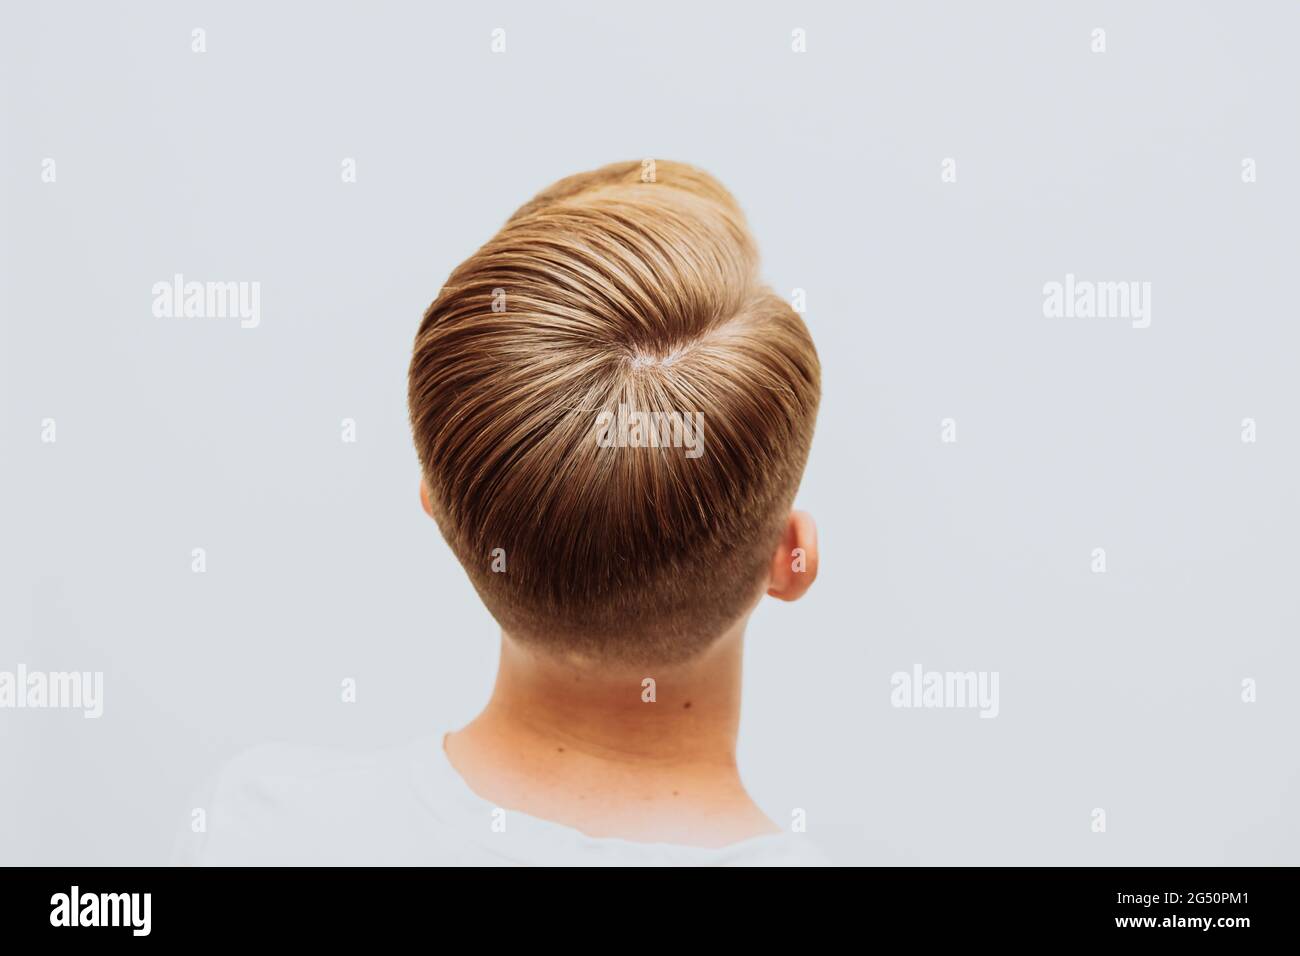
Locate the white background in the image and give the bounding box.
[2,1,1297,865]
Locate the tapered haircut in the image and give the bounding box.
[409,161,820,664]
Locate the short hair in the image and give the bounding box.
[408,161,820,664]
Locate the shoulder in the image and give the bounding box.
[179,741,428,866]
[714,833,833,867]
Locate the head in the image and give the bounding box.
[408,160,820,666]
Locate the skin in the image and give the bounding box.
[421,481,818,849]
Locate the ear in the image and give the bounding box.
[766,510,818,601]
[419,479,435,519]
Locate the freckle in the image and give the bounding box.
[683,701,691,709]
[556,747,564,753]
[673,790,679,797]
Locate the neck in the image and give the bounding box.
[444,621,779,846]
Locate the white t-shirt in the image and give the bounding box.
[179,737,828,867]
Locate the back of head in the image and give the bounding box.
[409,161,820,665]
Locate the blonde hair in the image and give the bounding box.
[409,161,820,664]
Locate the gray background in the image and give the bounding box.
[2,1,1296,865]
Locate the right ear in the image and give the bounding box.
[766,510,818,601]
[419,479,435,519]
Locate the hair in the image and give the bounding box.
[408,160,820,665]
